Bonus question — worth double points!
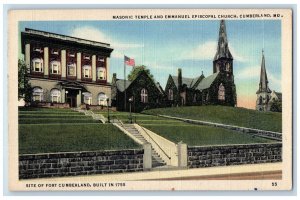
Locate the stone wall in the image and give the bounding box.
[19,149,144,179]
[188,143,282,168]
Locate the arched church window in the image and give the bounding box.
[216,63,220,72]
[266,95,270,104]
[218,83,225,101]
[258,96,263,105]
[226,63,231,72]
[141,88,148,103]
[168,89,173,100]
[193,94,197,103]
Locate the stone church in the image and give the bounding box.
[111,71,166,112]
[256,51,282,111]
[165,20,237,107]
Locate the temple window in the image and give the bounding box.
[97,67,106,80]
[32,58,43,72]
[83,92,92,105]
[50,89,61,103]
[32,87,43,102]
[67,63,76,76]
[83,65,92,78]
[51,49,59,55]
[50,61,60,74]
[33,47,43,53]
[98,93,107,106]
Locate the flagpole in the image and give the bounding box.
[124,56,127,111]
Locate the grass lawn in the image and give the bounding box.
[142,124,274,146]
[19,124,140,154]
[19,107,97,124]
[96,110,276,145]
[142,105,282,132]
[18,108,140,154]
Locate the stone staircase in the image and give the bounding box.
[121,124,166,168]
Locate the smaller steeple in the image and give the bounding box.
[256,49,271,94]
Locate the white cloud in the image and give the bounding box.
[70,26,143,50]
[181,41,246,62]
[111,51,125,59]
[236,65,281,91]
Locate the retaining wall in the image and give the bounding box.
[19,149,144,179]
[188,143,282,168]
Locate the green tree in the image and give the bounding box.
[127,65,154,81]
[18,59,32,105]
[270,99,282,112]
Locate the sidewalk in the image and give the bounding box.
[21,162,282,182]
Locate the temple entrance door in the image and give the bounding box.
[65,89,79,108]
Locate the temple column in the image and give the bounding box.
[61,88,65,103]
[77,52,81,80]
[77,90,82,107]
[61,50,66,78]
[25,44,30,71]
[92,55,96,82]
[106,57,110,81]
[44,47,49,76]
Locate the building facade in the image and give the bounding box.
[21,28,113,108]
[256,51,282,112]
[165,20,237,107]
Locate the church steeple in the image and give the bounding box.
[256,50,271,94]
[214,20,233,61]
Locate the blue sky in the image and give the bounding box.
[19,20,281,109]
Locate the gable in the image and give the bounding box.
[196,72,219,90]
[115,79,132,92]
[126,71,162,96]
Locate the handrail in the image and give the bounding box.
[137,123,171,160]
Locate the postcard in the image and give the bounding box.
[8,8,292,191]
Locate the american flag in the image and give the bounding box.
[124,56,135,66]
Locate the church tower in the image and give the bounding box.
[256,50,272,111]
[213,20,233,80]
[213,20,236,107]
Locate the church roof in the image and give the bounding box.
[214,20,233,61]
[273,91,282,101]
[256,51,272,94]
[171,76,201,88]
[115,79,132,92]
[196,72,219,90]
[115,71,164,95]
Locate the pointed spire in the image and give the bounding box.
[257,49,271,94]
[214,20,233,61]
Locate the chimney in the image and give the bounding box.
[178,68,182,90]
